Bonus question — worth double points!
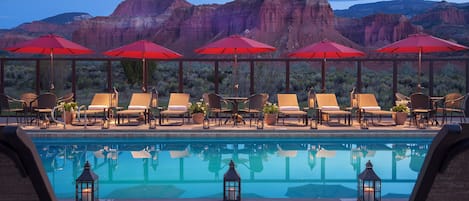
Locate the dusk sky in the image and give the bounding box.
[1,0,467,29]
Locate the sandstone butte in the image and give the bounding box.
[0,0,467,57]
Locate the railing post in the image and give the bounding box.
[72,59,76,101]
[250,60,254,95]
[36,59,40,95]
[356,60,362,93]
[429,60,434,96]
[466,60,469,94]
[215,61,219,94]
[0,59,4,94]
[285,60,290,93]
[393,60,398,103]
[178,61,183,93]
[107,60,112,92]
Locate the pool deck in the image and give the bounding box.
[17,117,441,139]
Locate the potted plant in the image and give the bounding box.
[61,102,78,124]
[263,103,279,125]
[391,102,410,125]
[189,101,206,124]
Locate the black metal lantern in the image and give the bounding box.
[223,160,241,201]
[149,114,157,129]
[203,114,210,129]
[360,118,369,129]
[310,117,318,129]
[256,113,264,129]
[151,88,158,108]
[308,86,316,110]
[76,161,98,201]
[357,160,381,201]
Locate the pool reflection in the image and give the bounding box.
[33,138,431,199]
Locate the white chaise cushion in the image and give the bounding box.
[128,105,148,110]
[168,105,188,111]
[279,106,300,111]
[320,106,340,111]
[88,105,108,110]
[361,106,381,111]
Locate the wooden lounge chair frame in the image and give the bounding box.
[357,93,395,125]
[159,93,190,126]
[116,93,152,125]
[315,93,351,126]
[277,94,308,126]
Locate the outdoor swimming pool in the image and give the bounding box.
[32,137,432,199]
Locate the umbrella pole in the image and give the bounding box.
[50,50,54,90]
[418,49,422,92]
[142,58,146,92]
[321,58,326,93]
[234,54,239,97]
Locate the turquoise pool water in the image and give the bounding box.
[32,137,432,199]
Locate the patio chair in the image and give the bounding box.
[32,93,57,126]
[441,93,465,124]
[0,94,25,125]
[20,92,38,124]
[116,93,152,125]
[357,93,395,125]
[410,124,469,201]
[205,93,230,126]
[315,93,351,126]
[0,126,57,201]
[159,93,190,126]
[277,94,308,126]
[239,94,266,127]
[409,93,433,127]
[57,92,74,104]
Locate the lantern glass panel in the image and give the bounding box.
[224,181,239,201]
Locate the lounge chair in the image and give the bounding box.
[357,93,395,125]
[81,93,114,125]
[410,124,469,201]
[159,93,190,126]
[315,93,351,125]
[0,126,57,201]
[116,93,152,125]
[277,94,308,126]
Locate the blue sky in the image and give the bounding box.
[0,0,466,29]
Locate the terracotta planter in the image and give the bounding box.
[393,112,408,125]
[63,111,75,124]
[192,113,204,124]
[264,113,278,125]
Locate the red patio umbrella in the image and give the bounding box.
[288,40,365,92]
[5,34,93,90]
[195,35,276,96]
[377,33,468,90]
[103,40,183,92]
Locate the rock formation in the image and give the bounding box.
[1,0,468,56]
